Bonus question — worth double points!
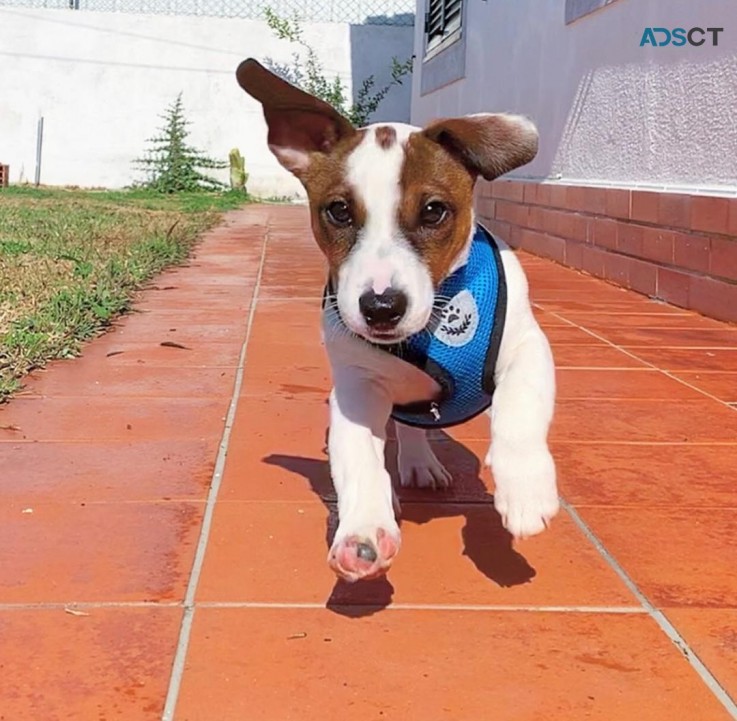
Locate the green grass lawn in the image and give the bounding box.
[0,186,249,401]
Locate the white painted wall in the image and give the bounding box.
[0,7,413,194]
[411,0,737,191]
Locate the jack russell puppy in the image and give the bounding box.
[236,59,559,583]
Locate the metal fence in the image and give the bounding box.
[0,0,415,24]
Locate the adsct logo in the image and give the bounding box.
[640,27,724,47]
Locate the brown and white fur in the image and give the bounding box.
[237,59,559,583]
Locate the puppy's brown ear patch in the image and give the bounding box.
[423,113,538,181]
[375,125,397,149]
[236,58,355,177]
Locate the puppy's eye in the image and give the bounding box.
[325,200,353,227]
[420,201,448,227]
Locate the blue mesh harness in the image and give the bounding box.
[325,224,507,430]
[387,224,506,428]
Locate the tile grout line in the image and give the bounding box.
[160,225,270,721]
[546,309,737,411]
[0,601,647,613]
[6,439,737,447]
[196,602,647,613]
[548,305,737,714]
[561,498,737,718]
[146,256,732,717]
[0,601,184,610]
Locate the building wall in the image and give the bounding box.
[477,180,737,323]
[0,7,413,195]
[411,0,737,191]
[412,0,737,323]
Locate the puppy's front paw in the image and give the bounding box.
[328,523,401,582]
[398,445,453,490]
[487,446,559,540]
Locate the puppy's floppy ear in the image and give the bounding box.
[423,113,538,181]
[236,58,355,177]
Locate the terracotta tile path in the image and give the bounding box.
[2,205,737,720]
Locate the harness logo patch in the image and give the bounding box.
[435,289,479,348]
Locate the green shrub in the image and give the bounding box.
[263,9,413,127]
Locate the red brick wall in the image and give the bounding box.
[476,180,737,324]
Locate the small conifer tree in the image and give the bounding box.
[134,94,226,192]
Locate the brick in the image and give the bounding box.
[630,191,660,224]
[508,224,522,248]
[565,239,584,268]
[477,180,493,199]
[532,206,557,235]
[691,196,730,234]
[627,258,658,296]
[590,218,618,250]
[710,237,737,282]
[657,193,691,230]
[519,229,565,263]
[485,219,510,242]
[656,267,691,308]
[603,253,630,286]
[495,200,529,228]
[581,187,608,216]
[673,231,710,274]
[522,183,539,205]
[475,197,494,220]
[527,205,545,231]
[548,184,568,209]
[477,212,494,229]
[560,212,588,242]
[689,275,737,324]
[617,223,644,257]
[536,184,553,207]
[580,245,607,276]
[492,181,524,202]
[565,185,607,215]
[729,198,737,236]
[640,226,673,264]
[565,186,588,213]
[514,202,530,227]
[605,188,631,220]
[494,200,517,224]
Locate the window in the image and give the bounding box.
[419,0,466,95]
[425,0,463,55]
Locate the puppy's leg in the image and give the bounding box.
[396,423,452,490]
[485,322,559,539]
[328,376,400,582]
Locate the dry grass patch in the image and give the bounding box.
[0,186,248,400]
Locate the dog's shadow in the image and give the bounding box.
[263,429,536,616]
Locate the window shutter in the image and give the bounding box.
[425,0,462,44]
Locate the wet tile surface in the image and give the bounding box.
[196,501,634,607]
[664,609,737,699]
[555,442,737,507]
[0,501,203,603]
[0,396,229,442]
[0,607,182,721]
[23,360,238,398]
[174,608,733,721]
[1,438,218,502]
[554,368,705,399]
[670,371,737,402]
[4,205,737,718]
[572,506,737,608]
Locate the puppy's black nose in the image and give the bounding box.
[359,288,408,329]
